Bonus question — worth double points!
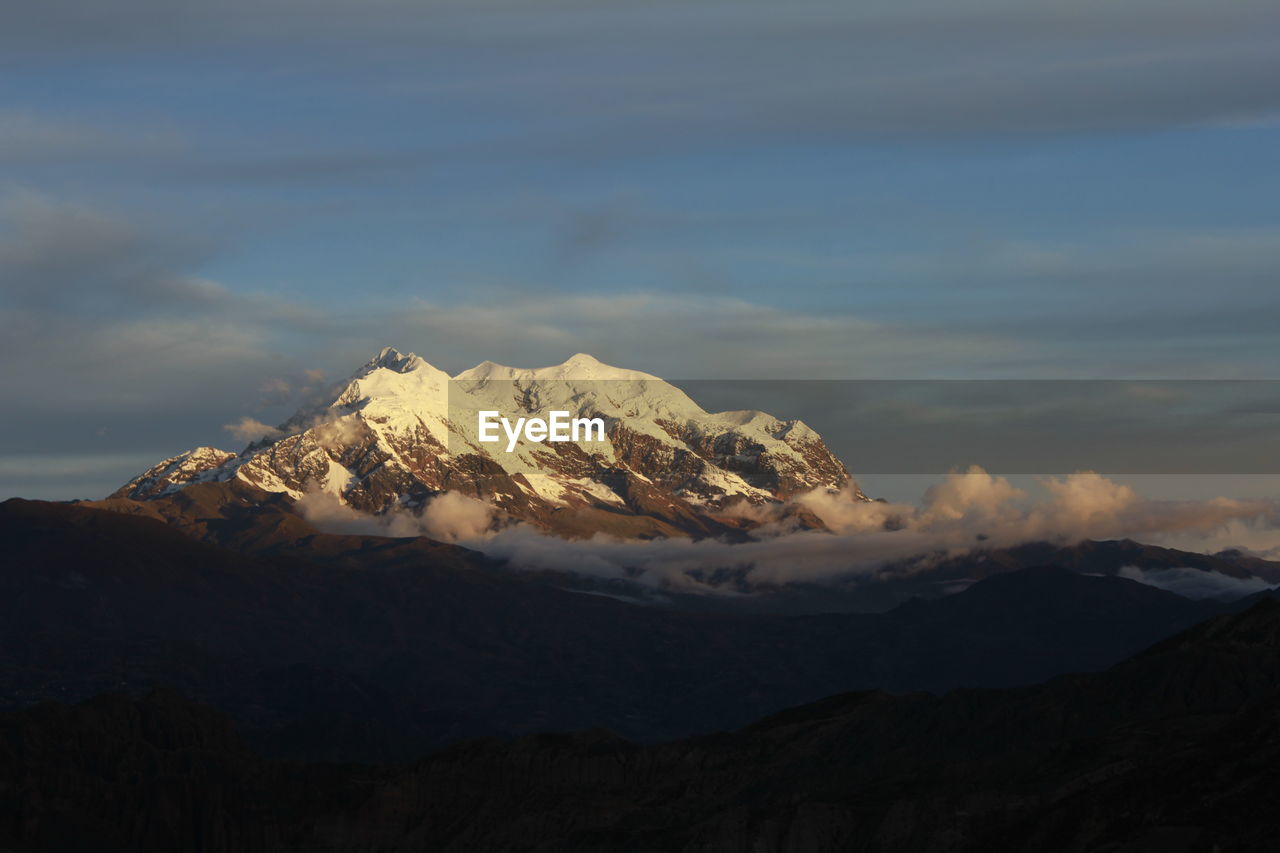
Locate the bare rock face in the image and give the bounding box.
[113,348,868,538]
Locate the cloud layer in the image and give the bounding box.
[297,468,1280,595]
[5,1,1279,139]
[1117,565,1277,601]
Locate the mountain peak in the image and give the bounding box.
[454,354,656,382]
[562,352,602,366]
[367,347,429,374]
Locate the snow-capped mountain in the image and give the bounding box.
[114,348,866,537]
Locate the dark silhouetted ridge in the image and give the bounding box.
[6,601,1280,851]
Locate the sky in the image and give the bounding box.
[2,0,1279,500]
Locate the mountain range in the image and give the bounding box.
[109,348,861,539]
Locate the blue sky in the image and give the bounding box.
[2,0,1279,498]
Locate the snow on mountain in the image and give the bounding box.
[114,348,867,537]
[117,447,239,497]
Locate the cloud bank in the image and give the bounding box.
[297,467,1280,595]
[297,489,497,544]
[1118,565,1277,601]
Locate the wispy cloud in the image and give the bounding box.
[223,417,283,444]
[1118,565,1277,601]
[0,111,186,164]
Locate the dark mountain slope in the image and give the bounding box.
[6,602,1280,852]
